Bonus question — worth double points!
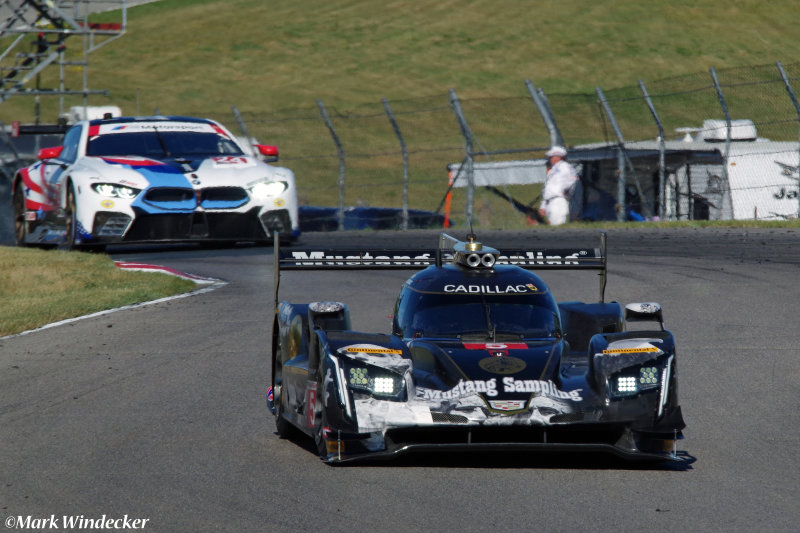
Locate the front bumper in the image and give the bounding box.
[318,422,688,464]
[89,207,297,243]
[317,399,687,464]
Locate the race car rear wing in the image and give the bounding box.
[273,232,608,307]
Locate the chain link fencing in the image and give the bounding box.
[4,61,800,233]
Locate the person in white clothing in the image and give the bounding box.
[540,145,579,225]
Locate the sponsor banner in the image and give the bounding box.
[417,377,582,402]
[95,122,216,135]
[287,250,436,267]
[502,377,583,401]
[444,283,538,294]
[602,347,661,354]
[282,249,601,268]
[342,345,403,356]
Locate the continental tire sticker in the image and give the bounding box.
[343,345,403,355]
[478,356,526,374]
[602,347,661,354]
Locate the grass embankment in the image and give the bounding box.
[2,1,799,227]
[0,247,197,337]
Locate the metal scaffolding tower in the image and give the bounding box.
[0,0,127,119]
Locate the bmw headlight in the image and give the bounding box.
[249,180,288,200]
[91,183,141,199]
[347,365,405,400]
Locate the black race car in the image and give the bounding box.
[268,233,687,463]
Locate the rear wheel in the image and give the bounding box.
[313,358,332,460]
[12,181,28,246]
[274,392,295,439]
[272,325,296,439]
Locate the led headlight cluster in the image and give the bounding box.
[616,376,637,394]
[611,365,662,398]
[639,366,659,386]
[347,366,404,400]
[91,183,141,199]
[249,180,287,200]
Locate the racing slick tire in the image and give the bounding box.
[64,183,79,250]
[274,395,295,439]
[272,324,296,440]
[312,359,332,460]
[63,183,104,252]
[13,181,29,247]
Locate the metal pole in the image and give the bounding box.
[777,60,800,218]
[449,89,475,229]
[317,99,346,231]
[639,80,666,220]
[382,98,409,230]
[525,80,565,147]
[231,105,255,156]
[596,86,652,220]
[617,147,626,222]
[710,67,734,219]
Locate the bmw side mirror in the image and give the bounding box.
[37,146,64,160]
[256,144,279,163]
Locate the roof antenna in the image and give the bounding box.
[467,220,476,243]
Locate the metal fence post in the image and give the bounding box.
[231,105,255,155]
[776,60,800,218]
[638,80,666,220]
[449,88,475,229]
[596,86,652,220]
[382,97,409,230]
[709,67,735,219]
[525,80,564,148]
[317,99,346,230]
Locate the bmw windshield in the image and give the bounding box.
[86,131,244,158]
[396,291,561,341]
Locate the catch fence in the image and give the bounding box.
[220,60,800,230]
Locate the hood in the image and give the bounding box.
[82,154,275,186]
[409,339,577,399]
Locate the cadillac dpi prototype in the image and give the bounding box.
[12,116,299,249]
[268,233,687,463]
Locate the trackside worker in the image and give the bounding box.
[540,145,579,225]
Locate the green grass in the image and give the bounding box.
[2,0,794,117]
[0,247,198,337]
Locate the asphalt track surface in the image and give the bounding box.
[1,227,798,532]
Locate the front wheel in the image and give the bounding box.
[12,181,29,246]
[64,183,79,250]
[62,184,105,252]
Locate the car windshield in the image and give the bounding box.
[397,292,560,340]
[86,131,244,158]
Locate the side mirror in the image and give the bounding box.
[37,146,64,160]
[624,302,664,330]
[255,144,279,163]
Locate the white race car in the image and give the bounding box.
[12,115,299,250]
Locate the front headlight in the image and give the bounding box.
[249,180,288,200]
[610,366,661,399]
[347,365,405,400]
[91,183,141,199]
